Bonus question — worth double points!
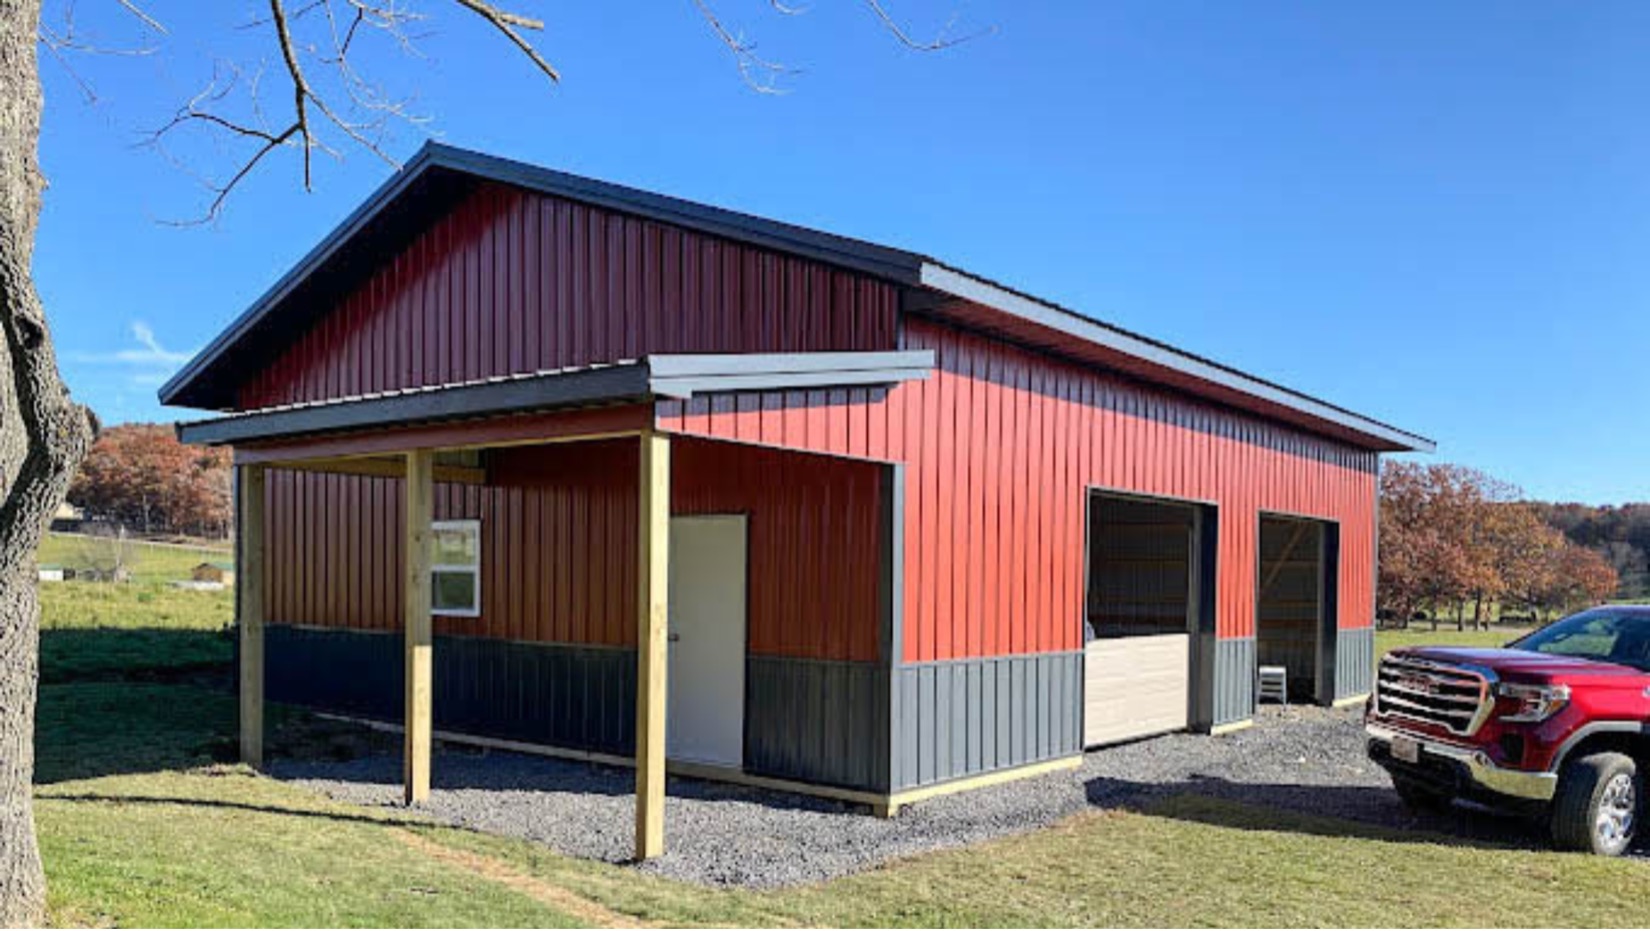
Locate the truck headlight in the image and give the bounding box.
[1495,682,1570,723]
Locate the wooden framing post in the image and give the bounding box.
[634,431,670,860]
[404,449,435,804]
[237,464,266,768]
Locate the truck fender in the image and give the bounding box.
[1548,721,1650,773]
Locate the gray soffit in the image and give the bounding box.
[159,141,1431,454]
[647,350,933,399]
[175,351,935,447]
[918,263,1436,454]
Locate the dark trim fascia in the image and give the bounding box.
[918,262,1436,454]
[162,141,1431,458]
[159,144,459,408]
[427,144,925,284]
[159,142,925,409]
[176,351,937,447]
[178,363,651,446]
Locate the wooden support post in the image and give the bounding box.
[237,464,266,768]
[404,449,434,805]
[634,431,670,860]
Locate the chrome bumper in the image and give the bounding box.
[1366,722,1557,802]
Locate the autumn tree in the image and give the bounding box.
[1545,544,1620,615]
[68,423,231,538]
[0,2,975,924]
[1378,462,1500,629]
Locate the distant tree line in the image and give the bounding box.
[1379,462,1619,629]
[1528,502,1650,601]
[67,424,231,540]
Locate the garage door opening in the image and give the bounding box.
[1083,492,1216,747]
[1256,515,1339,705]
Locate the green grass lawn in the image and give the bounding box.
[31,577,1650,927]
[37,532,235,684]
[1375,623,1528,655]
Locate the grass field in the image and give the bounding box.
[31,575,1650,927]
[38,531,231,586]
[1375,623,1527,655]
[37,532,234,684]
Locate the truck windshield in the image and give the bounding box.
[1510,610,1650,671]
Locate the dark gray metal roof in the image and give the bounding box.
[159,142,1433,453]
[175,351,934,447]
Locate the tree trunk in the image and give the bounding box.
[0,1,96,923]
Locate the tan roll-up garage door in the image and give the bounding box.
[1084,493,1200,747]
[1084,633,1190,746]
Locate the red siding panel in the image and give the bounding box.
[659,316,1380,664]
[238,183,900,409]
[262,436,882,662]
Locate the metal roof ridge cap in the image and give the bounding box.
[424,144,927,280]
[918,261,1436,453]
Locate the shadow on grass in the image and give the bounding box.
[37,790,434,829]
[39,626,232,685]
[1081,773,1615,855]
[35,681,242,784]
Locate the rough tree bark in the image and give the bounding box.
[0,0,96,924]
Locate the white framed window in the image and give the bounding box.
[431,519,481,617]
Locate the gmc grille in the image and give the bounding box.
[1374,655,1493,736]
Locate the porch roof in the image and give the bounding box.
[175,350,933,447]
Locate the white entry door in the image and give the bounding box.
[667,515,748,768]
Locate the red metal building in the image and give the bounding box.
[167,144,1431,854]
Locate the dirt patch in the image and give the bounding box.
[392,827,656,928]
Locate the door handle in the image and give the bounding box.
[668,632,681,643]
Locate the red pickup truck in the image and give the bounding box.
[1366,605,1650,855]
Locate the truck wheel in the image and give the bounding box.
[1391,775,1449,812]
[1550,752,1639,856]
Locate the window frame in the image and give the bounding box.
[430,518,482,618]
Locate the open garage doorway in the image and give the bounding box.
[1256,514,1340,705]
[1083,492,1217,746]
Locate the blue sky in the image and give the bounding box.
[33,2,1650,504]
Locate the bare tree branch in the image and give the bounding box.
[692,0,800,94]
[115,0,167,35]
[450,0,559,82]
[864,0,996,51]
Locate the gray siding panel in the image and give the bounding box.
[745,655,889,792]
[265,624,637,755]
[1336,626,1375,700]
[1212,636,1256,727]
[891,651,1082,791]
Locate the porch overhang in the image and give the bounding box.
[176,350,934,449]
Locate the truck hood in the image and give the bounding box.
[1396,646,1647,682]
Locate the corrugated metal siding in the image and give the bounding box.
[239,182,899,409]
[890,651,1083,790]
[746,656,888,791]
[265,624,637,755]
[1213,636,1257,726]
[1336,626,1375,700]
[658,316,1380,663]
[673,440,882,662]
[262,436,882,661]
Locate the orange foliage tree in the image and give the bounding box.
[1379,462,1620,627]
[67,423,230,538]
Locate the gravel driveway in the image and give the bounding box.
[271,705,1579,887]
